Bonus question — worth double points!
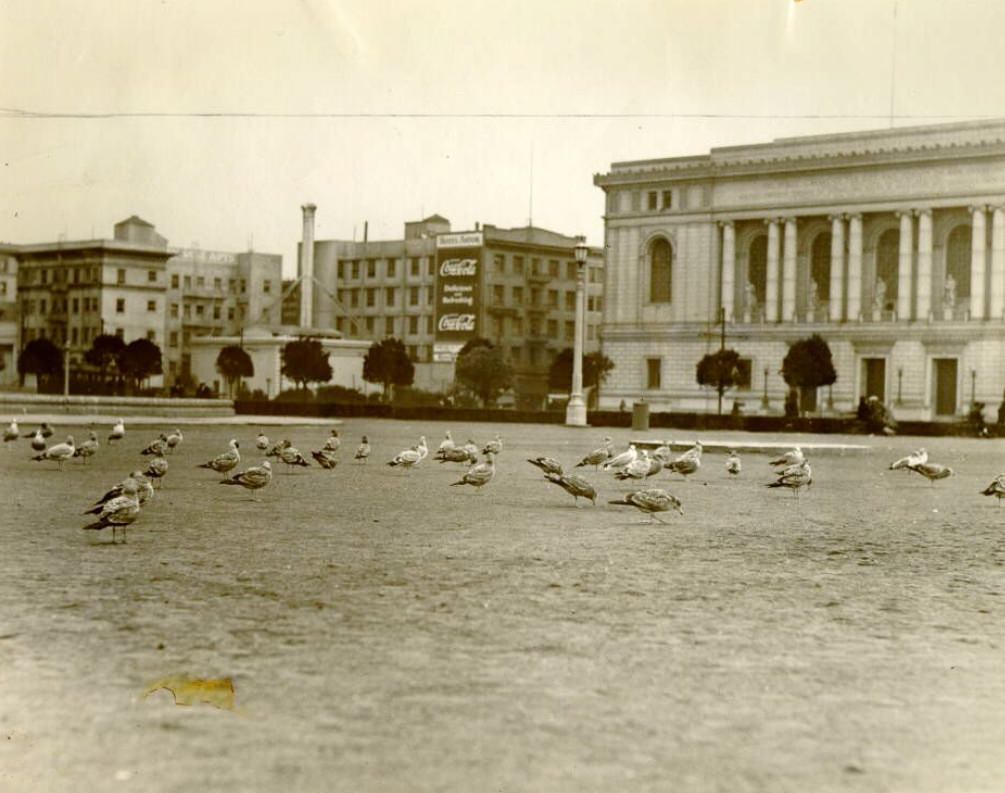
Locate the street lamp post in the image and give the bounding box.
[565,239,589,427]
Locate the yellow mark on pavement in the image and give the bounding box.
[143,677,236,710]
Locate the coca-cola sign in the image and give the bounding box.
[438,314,476,332]
[439,258,477,277]
[435,237,482,342]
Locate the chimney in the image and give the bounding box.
[475,221,480,231]
[300,203,317,329]
[363,220,368,243]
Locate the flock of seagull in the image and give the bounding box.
[3,415,1003,544]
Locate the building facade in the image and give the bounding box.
[0,244,18,383]
[14,216,282,387]
[309,215,604,402]
[594,119,1005,421]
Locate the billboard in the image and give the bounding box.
[434,232,483,360]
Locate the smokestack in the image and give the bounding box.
[300,203,317,329]
[363,221,368,243]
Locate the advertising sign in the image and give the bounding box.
[434,232,483,358]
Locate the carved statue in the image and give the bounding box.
[809,279,819,309]
[943,274,957,311]
[873,278,887,313]
[744,281,758,309]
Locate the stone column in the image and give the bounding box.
[916,209,933,320]
[896,211,913,320]
[847,214,863,321]
[766,219,780,322]
[991,206,1005,319]
[829,215,845,322]
[720,221,735,321]
[782,218,797,321]
[971,205,987,320]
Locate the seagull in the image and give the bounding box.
[437,431,455,454]
[890,448,928,470]
[3,419,19,444]
[770,447,804,467]
[527,456,563,475]
[144,456,169,487]
[615,449,652,481]
[388,442,423,470]
[165,428,183,453]
[31,435,75,470]
[141,434,169,457]
[198,439,241,477]
[980,474,1005,506]
[24,422,54,440]
[93,470,153,507]
[907,462,953,485]
[651,443,674,466]
[543,472,597,507]
[108,418,125,443]
[220,460,273,500]
[451,453,496,490]
[256,431,270,451]
[28,429,46,452]
[73,431,99,463]
[312,448,339,469]
[482,434,503,456]
[437,446,476,464]
[82,479,140,544]
[266,439,289,457]
[354,435,371,463]
[462,439,480,461]
[575,437,614,471]
[646,454,664,478]
[725,450,742,476]
[278,444,310,472]
[666,442,702,479]
[767,460,813,495]
[609,488,684,523]
[602,444,638,472]
[323,429,341,453]
[415,436,429,461]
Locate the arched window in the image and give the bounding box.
[748,235,767,304]
[945,225,972,298]
[810,233,832,300]
[649,238,672,303]
[876,229,899,308]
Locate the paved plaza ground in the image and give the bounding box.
[1,419,1003,792]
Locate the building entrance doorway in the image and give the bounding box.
[932,358,958,416]
[861,358,886,403]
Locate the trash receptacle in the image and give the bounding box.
[631,401,650,432]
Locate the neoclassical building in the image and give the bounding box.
[593,119,1005,421]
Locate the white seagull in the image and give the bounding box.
[725,450,742,476]
[256,431,270,451]
[166,428,183,453]
[602,444,638,472]
[767,460,813,495]
[220,460,273,500]
[770,447,804,468]
[144,457,169,487]
[575,437,614,471]
[32,435,76,470]
[108,419,125,443]
[451,453,496,490]
[198,439,241,477]
[437,431,455,454]
[482,434,503,456]
[82,479,141,544]
[323,429,341,453]
[354,435,371,463]
[3,419,19,444]
[73,431,100,463]
[666,441,702,479]
[890,448,928,470]
[615,449,652,481]
[28,428,47,452]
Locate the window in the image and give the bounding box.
[197,276,205,288]
[565,321,575,341]
[170,332,179,347]
[409,286,419,306]
[426,288,434,306]
[196,304,204,316]
[71,297,79,313]
[71,327,78,345]
[662,190,673,210]
[350,290,359,307]
[367,260,376,278]
[426,258,434,276]
[115,328,124,339]
[548,260,559,278]
[492,316,503,336]
[493,285,504,305]
[511,346,521,363]
[184,304,191,318]
[385,287,396,307]
[648,191,658,211]
[493,254,505,274]
[117,269,126,285]
[170,303,179,318]
[115,298,124,314]
[530,288,541,307]
[566,262,577,280]
[228,307,235,320]
[513,256,524,275]
[386,259,397,278]
[351,261,360,280]
[649,238,673,303]
[531,258,541,277]
[410,258,420,277]
[565,292,575,311]
[229,278,236,292]
[213,305,221,319]
[146,330,156,342]
[365,316,374,333]
[263,279,271,294]
[513,286,524,304]
[148,270,157,283]
[547,289,558,308]
[547,319,558,337]
[366,288,376,307]
[646,358,662,390]
[171,274,179,288]
[736,358,753,391]
[240,279,246,293]
[512,316,523,335]
[409,315,419,335]
[385,317,394,336]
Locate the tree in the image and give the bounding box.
[117,338,163,391]
[458,337,494,356]
[547,348,616,406]
[84,334,126,384]
[455,345,515,407]
[281,337,332,391]
[362,337,414,401]
[216,345,254,397]
[17,338,63,387]
[781,334,837,416]
[696,348,743,416]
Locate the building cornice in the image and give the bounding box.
[601,321,1005,343]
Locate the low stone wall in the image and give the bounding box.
[0,393,235,418]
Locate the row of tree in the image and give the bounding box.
[17,335,164,390]
[697,333,837,416]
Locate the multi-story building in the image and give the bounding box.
[593,119,1005,420]
[14,216,282,386]
[309,215,604,403]
[0,244,18,383]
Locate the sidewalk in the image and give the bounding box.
[8,413,341,427]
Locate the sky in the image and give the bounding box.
[3,0,1005,277]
